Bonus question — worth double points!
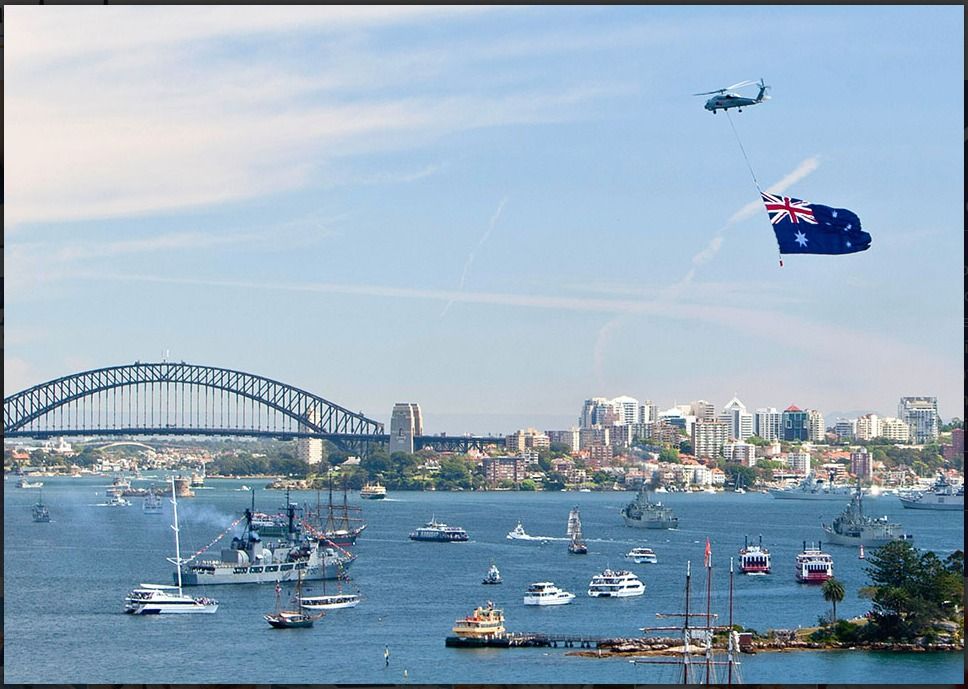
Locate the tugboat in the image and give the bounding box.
[822,482,911,546]
[566,507,588,554]
[738,535,771,575]
[795,541,834,584]
[482,562,502,585]
[621,486,678,529]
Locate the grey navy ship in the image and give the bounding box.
[821,483,910,547]
[621,486,678,529]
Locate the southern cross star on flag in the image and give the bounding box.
[761,191,871,256]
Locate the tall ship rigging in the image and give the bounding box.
[306,476,367,547]
[566,506,588,554]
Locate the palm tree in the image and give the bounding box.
[822,578,846,623]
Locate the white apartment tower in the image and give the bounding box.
[297,406,324,466]
[611,396,641,426]
[692,420,729,459]
[855,414,880,441]
[807,409,826,443]
[719,397,754,441]
[390,403,423,455]
[898,396,939,444]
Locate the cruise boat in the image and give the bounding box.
[738,535,771,575]
[409,516,469,542]
[359,482,387,500]
[124,479,218,614]
[177,501,355,586]
[621,487,678,529]
[523,582,576,606]
[587,569,646,597]
[821,483,910,546]
[482,563,502,585]
[898,473,964,511]
[506,521,549,543]
[795,541,834,584]
[566,507,588,554]
[143,491,163,514]
[769,473,857,500]
[451,601,506,637]
[625,547,658,564]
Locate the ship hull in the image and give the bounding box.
[898,497,963,511]
[179,557,352,586]
[622,516,677,529]
[820,527,905,547]
[770,490,856,500]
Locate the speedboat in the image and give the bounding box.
[523,582,575,606]
[18,477,43,489]
[587,569,645,598]
[625,547,658,564]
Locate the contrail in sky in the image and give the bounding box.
[440,196,508,318]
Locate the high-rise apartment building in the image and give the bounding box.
[580,398,612,428]
[389,403,423,455]
[782,405,809,442]
[506,428,551,454]
[855,413,880,441]
[898,396,939,444]
[611,396,641,426]
[692,420,729,459]
[754,408,781,441]
[850,447,873,481]
[834,419,856,441]
[639,401,657,424]
[692,400,716,422]
[807,409,826,443]
[719,396,754,441]
[786,450,811,475]
[724,441,757,467]
[879,417,911,443]
[546,428,580,453]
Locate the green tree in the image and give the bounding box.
[519,479,538,491]
[542,472,566,491]
[822,578,846,623]
[659,447,680,463]
[436,456,472,490]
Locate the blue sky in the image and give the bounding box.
[5,6,963,434]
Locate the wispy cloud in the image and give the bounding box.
[441,196,509,317]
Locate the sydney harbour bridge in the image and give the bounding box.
[3,362,505,456]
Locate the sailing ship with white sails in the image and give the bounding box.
[567,506,588,554]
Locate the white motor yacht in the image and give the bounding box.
[625,547,658,564]
[587,569,645,597]
[523,581,576,606]
[124,584,218,614]
[506,521,548,543]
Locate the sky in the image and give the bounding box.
[4,6,964,435]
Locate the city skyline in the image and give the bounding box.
[5,6,963,435]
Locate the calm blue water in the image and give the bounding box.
[4,477,963,684]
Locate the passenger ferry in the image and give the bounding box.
[587,569,645,597]
[625,547,658,564]
[124,584,218,615]
[738,536,771,575]
[359,482,387,500]
[795,542,834,584]
[523,582,576,606]
[409,516,469,542]
[451,601,506,638]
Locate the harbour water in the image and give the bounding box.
[4,477,963,684]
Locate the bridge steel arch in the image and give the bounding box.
[3,362,384,444]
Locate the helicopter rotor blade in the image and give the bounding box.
[692,88,726,96]
[724,79,757,91]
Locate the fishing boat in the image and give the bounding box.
[32,491,51,523]
[898,473,964,511]
[625,547,658,564]
[523,582,575,606]
[506,521,549,543]
[738,536,770,575]
[265,574,323,628]
[482,563,502,585]
[143,491,163,514]
[567,506,588,554]
[795,541,834,584]
[359,482,387,500]
[587,569,645,597]
[821,482,910,546]
[632,544,743,684]
[621,486,678,529]
[123,478,219,614]
[176,495,355,586]
[409,516,468,542]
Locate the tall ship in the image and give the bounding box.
[898,473,964,511]
[738,535,770,575]
[306,477,367,546]
[176,501,355,586]
[769,472,857,500]
[795,542,834,583]
[566,506,588,554]
[359,482,387,500]
[821,484,910,546]
[409,516,469,542]
[621,486,678,529]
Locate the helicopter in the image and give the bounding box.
[694,78,770,114]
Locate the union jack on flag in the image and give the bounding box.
[761,192,817,225]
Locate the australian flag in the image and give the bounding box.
[761,192,871,256]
